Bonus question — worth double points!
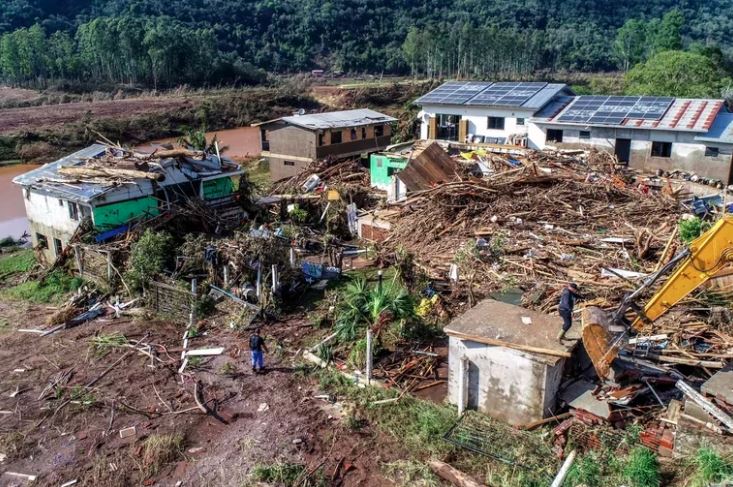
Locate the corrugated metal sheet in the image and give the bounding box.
[280,109,397,130]
[695,112,733,145]
[397,142,458,191]
[12,144,111,203]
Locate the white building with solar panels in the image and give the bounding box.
[415,81,733,184]
[414,81,575,146]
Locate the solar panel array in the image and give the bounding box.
[416,82,492,105]
[556,95,674,125]
[416,81,549,107]
[465,82,547,106]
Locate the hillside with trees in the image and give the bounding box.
[0,0,732,94]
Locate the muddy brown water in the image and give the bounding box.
[137,126,261,160]
[0,164,37,239]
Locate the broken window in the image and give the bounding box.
[705,146,720,157]
[284,160,295,166]
[68,202,79,221]
[579,130,591,140]
[546,129,563,143]
[487,117,505,130]
[331,130,343,144]
[53,238,63,256]
[36,233,48,249]
[375,125,385,137]
[350,128,357,141]
[651,141,672,158]
[516,118,525,126]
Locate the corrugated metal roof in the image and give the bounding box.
[695,111,733,144]
[531,95,575,122]
[12,144,111,203]
[280,109,397,130]
[397,142,458,191]
[545,96,724,133]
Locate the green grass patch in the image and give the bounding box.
[251,461,325,487]
[689,447,733,486]
[624,447,660,487]
[1,270,83,303]
[138,434,184,478]
[0,250,36,279]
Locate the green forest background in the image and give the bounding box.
[1,0,732,97]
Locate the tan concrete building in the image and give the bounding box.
[257,109,396,181]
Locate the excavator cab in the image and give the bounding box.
[582,215,733,381]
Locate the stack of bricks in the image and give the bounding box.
[640,426,675,457]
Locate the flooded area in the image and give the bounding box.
[0,164,36,239]
[137,126,261,160]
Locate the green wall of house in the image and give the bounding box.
[203,177,234,200]
[369,153,408,187]
[92,196,160,230]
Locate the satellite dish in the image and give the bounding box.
[298,108,306,116]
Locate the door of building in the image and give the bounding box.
[615,138,631,164]
[467,360,480,410]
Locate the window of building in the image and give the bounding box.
[58,199,64,206]
[487,117,505,130]
[375,125,385,137]
[651,141,672,158]
[81,205,92,218]
[68,202,79,221]
[318,132,325,146]
[350,128,357,141]
[53,238,63,256]
[705,146,720,157]
[376,159,383,168]
[284,160,296,166]
[387,166,400,177]
[331,130,343,144]
[546,129,564,143]
[36,233,48,249]
[579,130,591,140]
[516,118,525,126]
[361,127,367,139]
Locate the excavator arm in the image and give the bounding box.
[583,214,733,380]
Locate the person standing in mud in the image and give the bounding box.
[249,328,268,373]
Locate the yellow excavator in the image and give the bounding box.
[582,214,733,381]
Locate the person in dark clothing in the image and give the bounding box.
[557,282,581,341]
[249,328,269,373]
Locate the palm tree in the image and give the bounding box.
[334,276,414,342]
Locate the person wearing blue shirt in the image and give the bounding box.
[557,283,581,342]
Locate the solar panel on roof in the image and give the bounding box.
[416,81,493,105]
[466,81,548,107]
[556,95,674,125]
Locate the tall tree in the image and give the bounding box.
[614,19,647,71]
[650,9,684,53]
[625,50,729,97]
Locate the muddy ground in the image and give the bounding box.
[0,298,412,486]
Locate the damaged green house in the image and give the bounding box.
[13,144,243,263]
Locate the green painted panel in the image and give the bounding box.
[93,196,160,230]
[203,177,234,200]
[370,154,408,187]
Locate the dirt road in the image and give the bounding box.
[0,300,399,486]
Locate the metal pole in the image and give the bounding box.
[366,329,373,385]
[223,266,229,288]
[377,270,383,293]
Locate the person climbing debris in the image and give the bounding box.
[249,328,268,373]
[557,282,581,342]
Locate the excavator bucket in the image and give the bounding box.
[581,306,621,381]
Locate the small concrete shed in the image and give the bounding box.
[444,299,579,426]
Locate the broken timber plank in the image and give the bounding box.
[185,348,225,357]
[445,331,571,358]
[676,380,733,432]
[428,460,485,487]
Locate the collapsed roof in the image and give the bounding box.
[13,144,242,204]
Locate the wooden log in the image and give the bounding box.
[516,412,572,431]
[59,166,163,181]
[581,306,618,380]
[428,460,486,487]
[445,331,571,358]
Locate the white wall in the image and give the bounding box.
[24,191,83,236]
[447,336,563,425]
[419,104,534,142]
